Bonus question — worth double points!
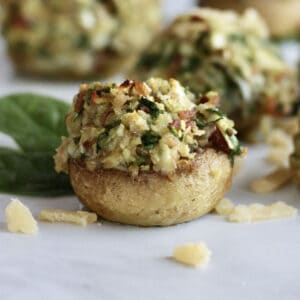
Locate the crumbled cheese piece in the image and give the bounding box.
[227,201,297,223]
[266,128,293,167]
[173,243,211,267]
[39,209,97,226]
[215,198,234,216]
[5,199,38,234]
[267,148,291,167]
[250,168,291,193]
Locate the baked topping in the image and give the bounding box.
[2,0,161,75]
[134,8,298,124]
[55,78,241,176]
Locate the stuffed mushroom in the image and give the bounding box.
[132,8,298,136]
[1,0,161,79]
[290,116,300,185]
[55,78,242,226]
[200,0,300,39]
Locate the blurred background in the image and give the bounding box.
[0,0,298,98]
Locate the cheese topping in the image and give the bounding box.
[134,8,298,126]
[2,0,161,76]
[55,78,241,176]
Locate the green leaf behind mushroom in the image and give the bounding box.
[0,93,73,197]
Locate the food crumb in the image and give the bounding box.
[227,201,297,223]
[266,129,293,167]
[5,198,38,234]
[173,243,211,268]
[215,198,234,216]
[250,168,291,193]
[39,209,97,226]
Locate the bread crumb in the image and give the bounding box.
[215,198,234,216]
[5,199,38,234]
[250,168,291,193]
[39,209,97,226]
[227,201,297,223]
[173,243,211,267]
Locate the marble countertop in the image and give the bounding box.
[0,1,300,299]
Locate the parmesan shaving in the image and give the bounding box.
[227,201,297,223]
[39,209,97,226]
[5,199,38,234]
[250,168,291,193]
[215,198,234,216]
[173,243,211,267]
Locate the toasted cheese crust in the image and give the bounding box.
[133,8,298,134]
[2,0,161,78]
[55,78,241,176]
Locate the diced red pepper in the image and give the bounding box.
[178,108,197,120]
[170,119,181,130]
[190,15,204,22]
[74,95,85,113]
[199,96,209,104]
[209,128,230,154]
[90,91,97,106]
[120,79,135,88]
[134,81,147,95]
[12,16,31,29]
[100,109,113,125]
[263,96,281,116]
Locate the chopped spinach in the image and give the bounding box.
[139,97,162,119]
[206,107,225,117]
[141,131,161,150]
[97,131,109,151]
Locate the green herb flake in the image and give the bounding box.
[105,120,121,130]
[86,87,96,105]
[97,131,109,152]
[206,107,225,117]
[228,140,242,166]
[139,97,162,119]
[141,131,161,150]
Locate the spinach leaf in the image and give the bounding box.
[0,148,73,196]
[0,93,73,196]
[139,97,162,119]
[0,93,69,152]
[141,131,161,150]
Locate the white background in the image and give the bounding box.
[0,1,300,299]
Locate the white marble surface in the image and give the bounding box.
[0,1,300,299]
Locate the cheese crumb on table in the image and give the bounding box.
[266,129,293,167]
[5,198,38,234]
[39,209,97,226]
[227,201,297,223]
[215,198,234,216]
[173,243,211,268]
[250,168,291,193]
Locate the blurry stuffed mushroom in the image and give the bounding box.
[290,117,300,186]
[1,0,161,79]
[55,78,243,226]
[200,0,300,39]
[132,8,298,137]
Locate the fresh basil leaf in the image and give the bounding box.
[0,93,69,152]
[0,148,73,196]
